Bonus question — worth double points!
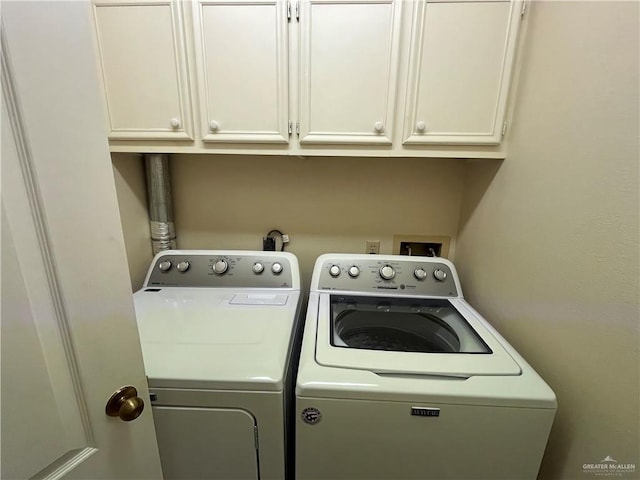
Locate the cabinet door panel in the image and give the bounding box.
[299,0,402,144]
[194,0,289,143]
[403,0,521,145]
[93,1,192,140]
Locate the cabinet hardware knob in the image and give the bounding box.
[416,121,427,132]
[209,120,220,131]
[374,121,384,133]
[169,118,181,129]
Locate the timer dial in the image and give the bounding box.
[271,262,283,275]
[329,265,341,277]
[379,265,396,280]
[212,259,228,275]
[252,262,264,274]
[348,266,360,278]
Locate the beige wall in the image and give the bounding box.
[170,154,465,289]
[112,154,465,290]
[455,2,639,479]
[112,153,152,290]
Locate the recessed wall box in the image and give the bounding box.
[392,235,451,258]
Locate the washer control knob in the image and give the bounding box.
[271,262,283,275]
[433,269,447,282]
[414,268,427,280]
[213,259,228,275]
[252,262,265,274]
[329,265,341,277]
[158,260,172,272]
[379,265,396,280]
[348,266,360,278]
[176,261,190,273]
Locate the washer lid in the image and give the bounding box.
[315,295,521,377]
[133,288,300,390]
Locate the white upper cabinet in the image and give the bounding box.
[298,0,403,145]
[191,0,289,143]
[93,0,193,140]
[402,0,523,145]
[94,0,526,156]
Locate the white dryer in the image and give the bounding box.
[296,254,556,480]
[134,250,302,480]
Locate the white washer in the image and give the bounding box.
[296,254,556,480]
[134,250,302,480]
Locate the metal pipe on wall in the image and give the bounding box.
[144,153,176,254]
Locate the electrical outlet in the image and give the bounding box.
[365,240,380,254]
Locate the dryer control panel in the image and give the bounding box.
[144,250,298,289]
[313,254,460,297]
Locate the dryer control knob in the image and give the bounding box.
[213,259,228,275]
[379,265,396,280]
[158,260,172,272]
[348,266,360,278]
[253,262,264,274]
[329,265,341,277]
[271,262,283,275]
[433,269,447,282]
[414,268,427,280]
[176,261,190,272]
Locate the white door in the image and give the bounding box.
[1,2,163,479]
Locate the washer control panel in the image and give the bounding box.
[315,255,458,297]
[145,251,296,288]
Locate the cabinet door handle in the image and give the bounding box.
[169,118,181,129]
[374,121,385,133]
[416,121,427,133]
[209,120,220,131]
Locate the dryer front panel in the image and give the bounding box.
[153,406,259,480]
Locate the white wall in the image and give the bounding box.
[455,2,639,478]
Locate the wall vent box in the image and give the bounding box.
[393,235,451,258]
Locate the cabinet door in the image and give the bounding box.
[93,0,193,140]
[298,0,402,145]
[192,0,289,143]
[403,0,522,145]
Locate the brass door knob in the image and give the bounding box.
[105,386,145,422]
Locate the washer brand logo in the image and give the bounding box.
[411,407,440,417]
[583,455,637,477]
[301,407,322,425]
